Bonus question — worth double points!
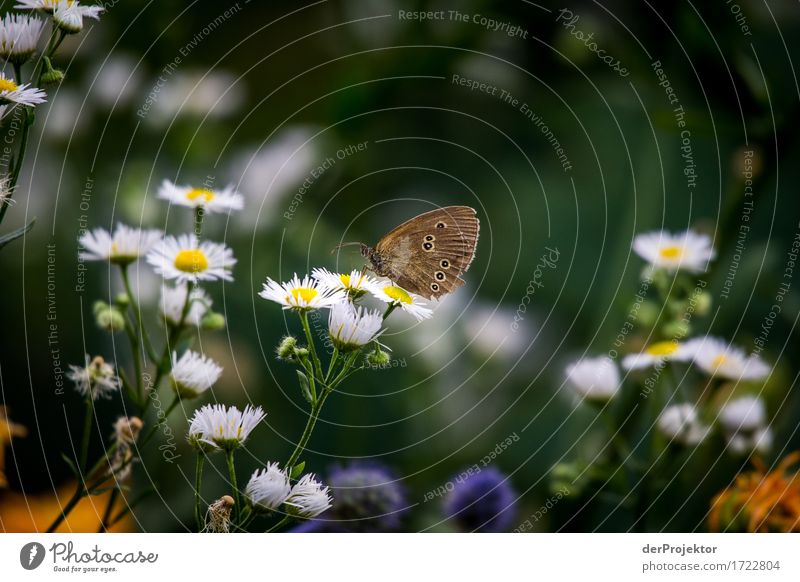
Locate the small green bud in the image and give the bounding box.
[41,68,65,85]
[294,347,309,359]
[115,293,130,307]
[276,336,298,360]
[366,347,390,367]
[549,462,583,497]
[694,291,712,317]
[662,319,691,340]
[93,300,109,315]
[95,304,126,333]
[200,311,226,331]
[636,301,660,327]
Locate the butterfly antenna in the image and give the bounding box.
[330,242,363,255]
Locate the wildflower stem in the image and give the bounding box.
[382,303,398,321]
[285,350,359,472]
[299,310,323,380]
[98,488,119,533]
[325,347,339,384]
[46,487,83,533]
[226,450,241,523]
[194,455,205,531]
[79,397,94,471]
[139,396,180,449]
[285,396,326,472]
[120,264,158,364]
[264,515,292,533]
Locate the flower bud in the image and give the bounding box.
[115,293,130,307]
[694,291,712,317]
[276,336,298,360]
[93,301,125,333]
[636,301,659,327]
[41,68,65,85]
[662,320,691,340]
[367,347,390,367]
[200,311,226,331]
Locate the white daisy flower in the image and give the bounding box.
[719,395,767,433]
[728,427,772,455]
[632,230,716,273]
[0,72,46,106]
[186,403,265,451]
[169,350,223,398]
[245,463,291,512]
[657,404,709,445]
[370,283,433,322]
[285,473,332,518]
[52,0,104,33]
[157,179,244,214]
[328,302,383,352]
[78,223,162,265]
[684,336,771,381]
[259,273,346,311]
[147,234,236,283]
[159,284,211,327]
[565,356,620,402]
[312,267,379,299]
[0,13,45,63]
[67,355,119,400]
[622,340,694,370]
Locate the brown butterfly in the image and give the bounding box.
[336,206,479,300]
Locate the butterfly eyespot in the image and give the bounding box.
[424,234,435,242]
[436,221,446,229]
[422,242,434,251]
[440,259,450,269]
[435,271,445,281]
[431,283,440,291]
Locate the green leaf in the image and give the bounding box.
[0,217,35,250]
[296,370,313,404]
[290,462,305,479]
[60,452,79,477]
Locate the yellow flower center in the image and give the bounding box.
[645,341,679,357]
[384,286,412,304]
[186,188,215,203]
[174,249,209,273]
[339,274,351,287]
[659,245,683,259]
[289,287,318,304]
[712,355,728,370]
[0,78,18,93]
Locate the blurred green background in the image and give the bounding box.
[1,0,799,532]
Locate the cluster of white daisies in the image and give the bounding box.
[0,2,104,112]
[565,229,774,455]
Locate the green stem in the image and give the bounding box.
[324,347,339,384]
[265,515,293,533]
[299,310,323,380]
[79,398,94,471]
[121,264,158,364]
[139,396,180,449]
[226,450,241,524]
[46,486,83,533]
[98,488,119,533]
[382,303,398,321]
[194,455,205,532]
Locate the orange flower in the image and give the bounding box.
[1,406,131,532]
[709,452,800,532]
[0,406,27,489]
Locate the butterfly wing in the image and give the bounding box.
[375,206,479,299]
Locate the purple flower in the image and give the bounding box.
[291,462,408,532]
[443,467,518,532]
